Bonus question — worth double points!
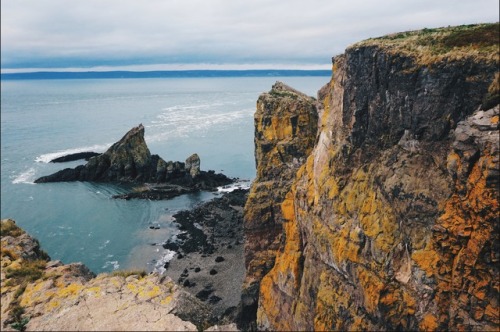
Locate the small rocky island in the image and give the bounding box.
[35,124,234,199]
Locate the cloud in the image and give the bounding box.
[1,0,498,70]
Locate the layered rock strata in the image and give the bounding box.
[239,82,318,328]
[34,124,233,196]
[0,219,224,331]
[249,24,499,331]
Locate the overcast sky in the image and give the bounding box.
[1,0,498,72]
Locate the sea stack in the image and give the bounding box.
[35,124,156,183]
[34,125,232,191]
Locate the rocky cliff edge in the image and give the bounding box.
[1,219,237,331]
[246,23,499,331]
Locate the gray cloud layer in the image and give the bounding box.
[1,0,498,70]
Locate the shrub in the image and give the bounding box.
[0,220,25,238]
[6,259,46,283]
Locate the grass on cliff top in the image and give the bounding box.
[351,23,499,65]
[1,219,25,238]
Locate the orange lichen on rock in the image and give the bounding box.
[432,110,499,329]
[420,313,439,331]
[258,189,303,331]
[252,35,498,331]
[412,244,440,277]
[356,266,385,315]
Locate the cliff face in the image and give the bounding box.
[249,24,499,331]
[239,82,318,328]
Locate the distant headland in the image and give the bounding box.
[0,69,331,80]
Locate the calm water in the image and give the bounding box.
[1,76,328,273]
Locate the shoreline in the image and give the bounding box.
[151,189,248,323]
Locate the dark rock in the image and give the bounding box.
[162,241,179,251]
[113,185,197,200]
[194,267,201,273]
[34,124,234,196]
[50,152,100,163]
[196,288,214,301]
[209,269,218,275]
[170,189,248,255]
[215,256,225,263]
[208,295,222,304]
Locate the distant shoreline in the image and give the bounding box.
[1,69,331,80]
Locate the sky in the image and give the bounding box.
[1,0,499,72]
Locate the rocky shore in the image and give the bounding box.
[162,189,248,323]
[1,193,245,331]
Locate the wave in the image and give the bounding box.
[217,180,252,193]
[153,249,176,274]
[102,260,120,270]
[12,167,37,184]
[35,143,110,163]
[98,239,111,250]
[146,106,254,142]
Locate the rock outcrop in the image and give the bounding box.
[50,152,100,163]
[239,82,318,329]
[245,23,499,331]
[0,219,223,331]
[34,124,233,196]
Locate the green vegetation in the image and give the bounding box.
[4,260,47,330]
[269,89,300,99]
[11,317,29,332]
[5,260,47,283]
[483,72,500,109]
[0,219,25,237]
[352,23,499,65]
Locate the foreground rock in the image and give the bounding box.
[0,219,233,331]
[246,24,499,331]
[34,124,233,198]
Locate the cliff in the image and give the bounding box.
[0,219,238,331]
[239,82,318,329]
[245,23,499,331]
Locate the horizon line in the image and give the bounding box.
[1,69,333,80]
[1,63,332,74]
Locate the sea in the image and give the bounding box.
[1,76,328,274]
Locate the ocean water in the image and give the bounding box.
[1,76,328,274]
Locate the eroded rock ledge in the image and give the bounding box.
[34,124,233,199]
[0,219,238,331]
